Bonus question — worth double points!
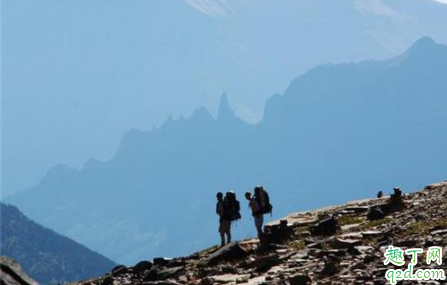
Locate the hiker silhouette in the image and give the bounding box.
[216,192,231,246]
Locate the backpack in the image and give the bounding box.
[224,192,241,221]
[254,186,273,215]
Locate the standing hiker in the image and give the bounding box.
[245,192,264,241]
[216,192,231,246]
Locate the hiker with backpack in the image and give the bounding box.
[245,191,263,241]
[216,192,231,246]
[246,185,273,242]
[216,191,241,247]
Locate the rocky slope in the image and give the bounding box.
[0,256,39,285]
[72,181,447,285]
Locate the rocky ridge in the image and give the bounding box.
[74,181,447,285]
[0,256,39,285]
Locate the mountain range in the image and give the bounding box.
[6,37,447,265]
[4,0,447,197]
[0,203,116,284]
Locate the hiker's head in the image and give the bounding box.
[245,192,251,200]
[216,192,223,200]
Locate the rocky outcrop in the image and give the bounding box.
[73,181,447,285]
[0,256,39,285]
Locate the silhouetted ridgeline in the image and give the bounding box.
[0,203,116,285]
[6,37,447,264]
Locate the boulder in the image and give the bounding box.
[153,257,173,266]
[247,254,281,271]
[311,217,339,236]
[319,259,340,277]
[207,242,248,265]
[367,207,385,221]
[133,261,153,273]
[288,274,311,285]
[111,265,127,276]
[144,266,183,281]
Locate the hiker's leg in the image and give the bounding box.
[255,215,264,239]
[226,231,231,244]
[220,233,225,246]
[225,221,231,243]
[259,215,264,242]
[219,221,225,246]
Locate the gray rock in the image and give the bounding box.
[367,207,386,221]
[0,256,39,285]
[331,238,362,249]
[144,265,183,281]
[311,217,339,236]
[111,265,127,276]
[153,257,173,266]
[431,229,447,235]
[319,259,340,277]
[133,261,153,273]
[287,273,311,285]
[248,254,281,271]
[207,242,248,265]
[344,206,369,213]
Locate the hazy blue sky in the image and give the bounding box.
[2,0,447,196]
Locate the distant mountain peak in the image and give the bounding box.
[217,93,238,123]
[407,36,439,54]
[191,106,214,122]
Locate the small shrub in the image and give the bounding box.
[403,219,447,236]
[361,218,390,229]
[339,216,364,226]
[289,240,306,251]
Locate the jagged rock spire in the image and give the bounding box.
[217,93,237,123]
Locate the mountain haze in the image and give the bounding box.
[7,37,447,265]
[4,0,447,196]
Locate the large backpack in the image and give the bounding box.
[224,192,241,221]
[254,186,273,215]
